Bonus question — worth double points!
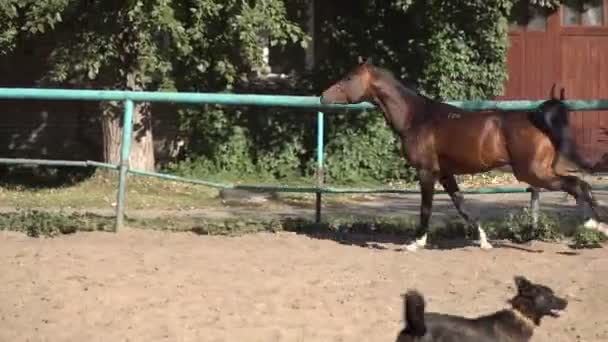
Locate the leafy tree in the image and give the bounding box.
[0,0,67,55]
[1,0,309,171]
[413,0,514,99]
[1,0,568,184]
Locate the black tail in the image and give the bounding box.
[402,290,427,337]
[532,88,595,173]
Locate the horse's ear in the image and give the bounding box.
[514,276,532,292]
[560,87,566,100]
[550,83,557,100]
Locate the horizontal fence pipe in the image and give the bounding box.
[125,167,608,194]
[128,168,236,189]
[449,99,608,112]
[0,158,118,169]
[86,161,120,169]
[1,88,608,112]
[0,159,601,194]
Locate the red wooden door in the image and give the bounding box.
[502,0,608,169]
[501,2,560,100]
[558,1,608,167]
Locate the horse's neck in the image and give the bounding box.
[372,84,423,135]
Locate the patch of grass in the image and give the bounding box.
[488,207,562,243]
[571,228,607,249]
[132,215,420,237]
[1,206,605,250]
[129,216,283,236]
[0,170,220,210]
[0,209,113,237]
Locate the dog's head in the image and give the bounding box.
[509,276,568,325]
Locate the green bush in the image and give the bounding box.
[168,0,561,185]
[571,228,607,249]
[1,1,567,186]
[491,208,561,243]
[324,111,415,184]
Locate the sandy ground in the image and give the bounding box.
[1,228,607,342]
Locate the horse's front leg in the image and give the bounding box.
[439,174,492,249]
[405,169,436,251]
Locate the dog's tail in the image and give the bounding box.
[402,290,427,337]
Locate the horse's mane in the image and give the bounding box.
[368,66,437,103]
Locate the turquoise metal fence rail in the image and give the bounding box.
[1,87,607,231]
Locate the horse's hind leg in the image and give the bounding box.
[404,169,436,251]
[548,175,606,232]
[439,175,492,249]
[529,187,540,228]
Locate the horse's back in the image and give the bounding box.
[430,111,510,174]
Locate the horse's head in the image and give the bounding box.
[320,57,374,105]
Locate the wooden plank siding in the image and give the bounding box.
[501,0,608,170]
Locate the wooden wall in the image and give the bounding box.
[502,0,608,169]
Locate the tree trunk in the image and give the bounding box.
[102,108,122,166]
[130,101,155,171]
[101,101,156,171]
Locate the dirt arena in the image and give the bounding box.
[1,227,607,342]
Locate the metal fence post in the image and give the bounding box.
[115,99,134,231]
[315,111,325,223]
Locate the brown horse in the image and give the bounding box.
[320,58,604,251]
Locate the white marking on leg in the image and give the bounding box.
[584,218,599,230]
[404,234,427,252]
[477,224,493,250]
[530,189,540,228]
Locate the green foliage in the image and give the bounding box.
[170,123,257,178]
[256,135,306,179]
[414,0,514,99]
[312,0,516,100]
[174,0,309,91]
[0,1,19,54]
[571,228,607,249]
[38,0,305,91]
[0,209,111,237]
[324,111,414,183]
[1,207,604,250]
[1,0,567,184]
[171,102,311,181]
[491,208,561,243]
[0,0,68,54]
[1,0,312,178]
[312,1,418,89]
[530,0,564,9]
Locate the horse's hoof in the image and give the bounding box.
[584,218,599,229]
[479,241,494,250]
[403,234,427,252]
[404,243,421,252]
